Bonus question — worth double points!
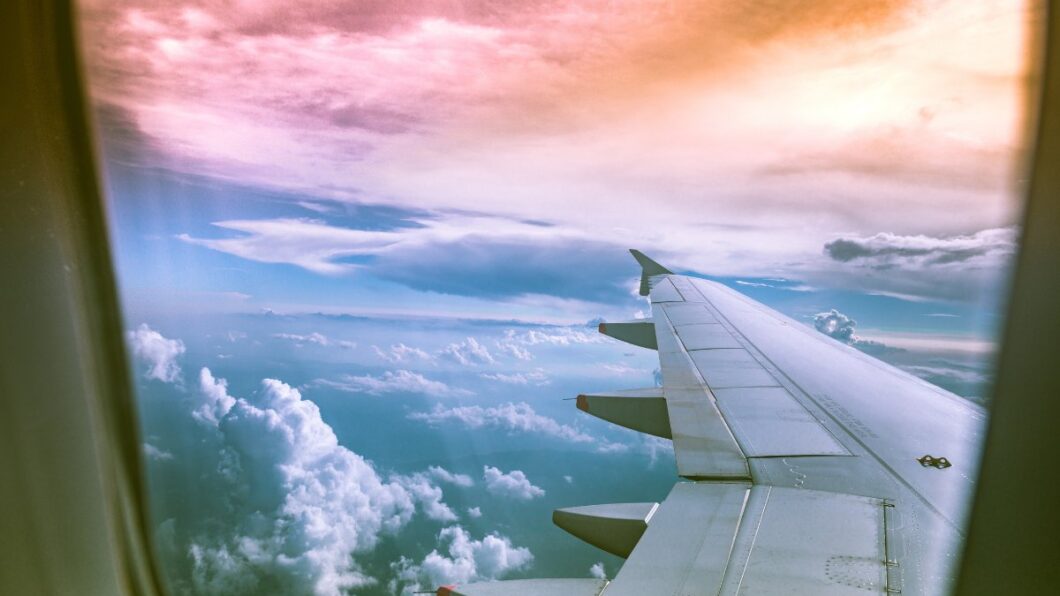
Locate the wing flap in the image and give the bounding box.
[603,482,749,596]
[438,579,609,596]
[600,484,889,596]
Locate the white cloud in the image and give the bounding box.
[373,343,433,363]
[494,337,533,361]
[392,472,458,523]
[428,466,474,488]
[515,328,601,346]
[641,435,676,467]
[190,378,422,594]
[601,363,641,375]
[392,526,533,593]
[589,562,607,579]
[143,442,174,462]
[438,337,494,366]
[316,370,472,397]
[483,466,544,501]
[193,367,237,426]
[127,323,185,383]
[273,332,355,349]
[563,475,573,484]
[479,370,549,385]
[812,309,900,356]
[408,402,627,453]
[466,507,482,519]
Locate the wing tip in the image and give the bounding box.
[629,249,672,275]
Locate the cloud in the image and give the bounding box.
[483,466,544,501]
[813,309,902,356]
[479,370,549,385]
[601,363,642,375]
[177,214,639,303]
[895,357,993,401]
[466,507,482,519]
[315,370,472,397]
[127,323,185,383]
[491,326,604,361]
[813,309,859,343]
[372,343,433,364]
[392,525,533,593]
[193,367,237,426]
[408,402,627,453]
[187,377,423,594]
[494,338,533,361]
[273,332,355,349]
[391,472,459,523]
[824,227,1017,266]
[817,227,1018,301]
[516,328,602,346]
[589,562,607,579]
[371,236,637,303]
[137,353,473,594]
[428,466,474,488]
[439,337,494,366]
[143,442,174,462]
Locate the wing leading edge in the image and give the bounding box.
[437,251,984,595]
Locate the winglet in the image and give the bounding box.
[630,250,672,296]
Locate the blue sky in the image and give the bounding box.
[81,1,1037,594]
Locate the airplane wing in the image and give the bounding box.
[440,251,986,595]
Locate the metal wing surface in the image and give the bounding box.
[440,251,986,596]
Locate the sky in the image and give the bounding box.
[78,1,1040,594]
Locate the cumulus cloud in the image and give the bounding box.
[483,466,544,501]
[316,370,472,397]
[273,332,355,349]
[479,370,549,385]
[813,309,901,356]
[127,323,185,383]
[130,335,471,595]
[372,343,433,364]
[428,466,474,488]
[187,378,423,594]
[408,402,627,453]
[193,367,237,426]
[391,526,533,593]
[590,562,607,579]
[438,337,494,366]
[494,338,533,361]
[391,472,459,523]
[813,309,859,343]
[492,326,604,361]
[516,328,602,346]
[466,507,482,519]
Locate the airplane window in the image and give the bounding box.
[77,1,1042,594]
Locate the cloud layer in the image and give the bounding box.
[408,401,626,453]
[84,0,1034,304]
[316,369,472,397]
